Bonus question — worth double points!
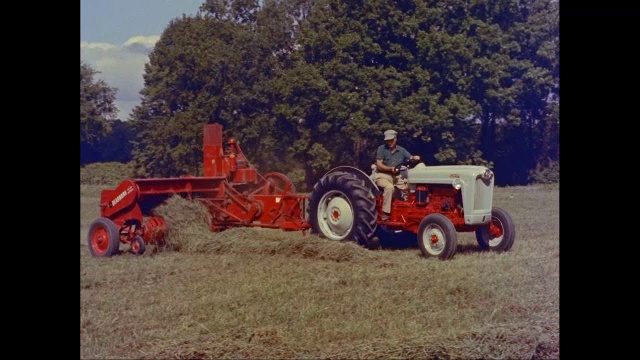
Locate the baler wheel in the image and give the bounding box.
[87,217,120,257]
[417,213,458,260]
[129,236,146,255]
[475,207,515,252]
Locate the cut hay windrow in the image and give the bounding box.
[151,194,381,262]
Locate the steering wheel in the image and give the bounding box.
[394,158,421,173]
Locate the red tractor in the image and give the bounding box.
[87,123,515,260]
[307,161,515,260]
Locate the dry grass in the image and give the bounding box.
[80,184,559,359]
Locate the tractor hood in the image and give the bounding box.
[407,164,495,226]
[407,164,493,186]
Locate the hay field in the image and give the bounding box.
[80,184,559,359]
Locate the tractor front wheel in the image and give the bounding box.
[417,214,458,260]
[308,171,378,248]
[475,207,515,252]
[87,217,121,257]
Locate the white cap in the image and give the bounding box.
[384,129,397,140]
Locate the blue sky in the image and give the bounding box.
[81,0,205,120]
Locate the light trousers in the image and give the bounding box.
[374,172,407,214]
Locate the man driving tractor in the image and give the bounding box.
[373,129,421,221]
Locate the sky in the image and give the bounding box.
[80,0,205,120]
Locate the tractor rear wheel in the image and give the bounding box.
[308,171,378,248]
[475,207,515,252]
[417,214,458,260]
[88,217,120,257]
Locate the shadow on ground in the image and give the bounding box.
[374,226,485,255]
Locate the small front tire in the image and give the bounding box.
[417,214,458,260]
[475,207,515,252]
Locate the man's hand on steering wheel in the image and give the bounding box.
[394,157,421,173]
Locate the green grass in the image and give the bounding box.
[80,184,559,359]
[80,162,135,186]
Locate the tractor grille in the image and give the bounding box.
[473,177,492,212]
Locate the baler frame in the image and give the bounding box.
[87,123,311,257]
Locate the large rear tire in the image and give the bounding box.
[475,207,515,252]
[87,217,120,257]
[308,171,378,248]
[417,214,458,260]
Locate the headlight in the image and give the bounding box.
[482,169,493,181]
[452,178,463,190]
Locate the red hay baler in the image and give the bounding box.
[87,123,310,257]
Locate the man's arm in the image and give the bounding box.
[375,146,397,174]
[402,148,420,162]
[376,159,397,174]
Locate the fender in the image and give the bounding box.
[323,166,380,196]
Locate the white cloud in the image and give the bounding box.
[124,35,160,48]
[81,36,160,120]
[80,41,118,51]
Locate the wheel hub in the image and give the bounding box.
[326,197,353,235]
[331,208,340,222]
[317,191,355,241]
[92,228,108,253]
[431,234,439,244]
[423,226,445,255]
[489,219,503,238]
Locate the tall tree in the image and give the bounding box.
[98,120,135,163]
[130,15,231,177]
[464,0,559,184]
[131,1,314,178]
[80,61,119,164]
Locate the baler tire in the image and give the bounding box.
[475,207,515,252]
[129,236,146,255]
[88,217,121,257]
[417,213,458,260]
[308,171,378,249]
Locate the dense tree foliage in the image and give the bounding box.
[130,1,313,177]
[80,62,134,164]
[125,0,558,187]
[81,61,117,164]
[278,0,559,186]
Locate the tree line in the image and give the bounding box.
[81,0,559,189]
[80,61,134,164]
